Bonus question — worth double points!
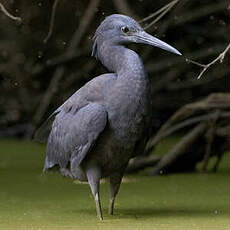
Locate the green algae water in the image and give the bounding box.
[0,139,230,230]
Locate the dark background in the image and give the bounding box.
[0,0,229,139]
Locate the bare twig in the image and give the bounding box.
[0,2,22,23]
[139,0,178,23]
[186,42,230,79]
[32,52,84,75]
[202,110,220,172]
[34,0,101,126]
[151,123,207,175]
[33,68,65,125]
[43,0,60,43]
[140,0,179,30]
[146,43,224,73]
[68,0,100,51]
[126,155,161,173]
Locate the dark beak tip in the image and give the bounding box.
[176,50,182,56]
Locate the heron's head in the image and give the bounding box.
[92,14,181,58]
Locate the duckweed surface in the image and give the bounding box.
[0,139,230,230]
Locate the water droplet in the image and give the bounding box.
[219,20,226,26]
[210,15,214,20]
[174,16,178,20]
[38,2,42,7]
[62,41,66,46]
[37,51,43,59]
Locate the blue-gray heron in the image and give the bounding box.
[36,14,181,220]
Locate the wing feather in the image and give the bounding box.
[44,103,107,172]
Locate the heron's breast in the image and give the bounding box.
[108,94,149,143]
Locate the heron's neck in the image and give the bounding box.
[99,45,146,80]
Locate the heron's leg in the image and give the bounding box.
[109,172,123,215]
[85,163,103,220]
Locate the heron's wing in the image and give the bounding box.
[34,109,61,143]
[44,103,107,170]
[34,91,84,143]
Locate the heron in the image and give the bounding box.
[35,14,181,220]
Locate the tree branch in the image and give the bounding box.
[150,123,207,175]
[43,0,60,43]
[146,111,230,154]
[126,155,161,173]
[186,42,230,79]
[0,2,22,23]
[33,67,65,125]
[146,43,224,73]
[202,110,220,172]
[139,0,179,30]
[33,0,100,125]
[68,0,100,51]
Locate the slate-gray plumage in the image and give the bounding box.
[36,14,181,220]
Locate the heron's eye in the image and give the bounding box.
[121,26,130,34]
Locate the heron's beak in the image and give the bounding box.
[133,31,182,56]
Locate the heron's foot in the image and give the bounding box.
[109,197,115,215]
[60,168,74,179]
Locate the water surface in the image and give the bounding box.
[0,139,230,230]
